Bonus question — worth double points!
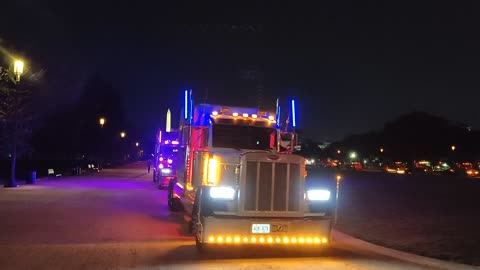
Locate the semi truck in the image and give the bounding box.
[152,127,181,189]
[168,89,336,251]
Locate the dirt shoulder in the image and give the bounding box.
[335,171,480,266]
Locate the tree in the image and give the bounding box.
[0,67,33,187]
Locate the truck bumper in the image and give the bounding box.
[199,216,332,246]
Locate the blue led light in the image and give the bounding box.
[291,99,296,128]
[184,90,188,120]
[189,90,193,124]
[275,98,280,129]
[276,105,281,128]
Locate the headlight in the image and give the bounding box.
[209,186,235,200]
[306,189,331,201]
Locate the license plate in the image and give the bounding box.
[251,224,270,234]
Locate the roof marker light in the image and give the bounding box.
[232,112,239,117]
[252,114,258,119]
[243,113,248,118]
[268,115,275,121]
[212,111,218,116]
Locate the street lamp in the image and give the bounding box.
[451,145,456,151]
[349,152,357,159]
[120,132,126,138]
[99,117,106,128]
[380,148,384,153]
[13,60,24,82]
[337,150,341,154]
[5,60,25,188]
[135,142,139,147]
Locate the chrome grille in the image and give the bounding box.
[244,161,301,212]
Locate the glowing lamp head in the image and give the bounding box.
[135,142,139,147]
[99,117,106,126]
[14,60,24,75]
[120,132,126,138]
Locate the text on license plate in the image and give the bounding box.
[251,224,270,234]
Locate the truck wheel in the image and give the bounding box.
[168,194,182,212]
[167,183,182,212]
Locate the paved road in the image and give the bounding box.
[0,163,448,270]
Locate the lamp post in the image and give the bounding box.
[6,60,25,188]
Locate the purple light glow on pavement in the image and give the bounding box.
[0,162,192,245]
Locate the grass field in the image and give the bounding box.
[335,171,480,265]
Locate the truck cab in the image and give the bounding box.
[153,130,180,189]
[169,95,335,251]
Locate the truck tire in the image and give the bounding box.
[167,180,182,212]
[168,195,182,212]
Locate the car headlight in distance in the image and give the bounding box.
[210,186,235,200]
[306,190,331,201]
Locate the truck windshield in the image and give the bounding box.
[161,145,179,156]
[212,124,274,150]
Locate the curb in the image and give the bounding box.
[333,230,480,270]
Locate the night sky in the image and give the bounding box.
[1,1,479,142]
